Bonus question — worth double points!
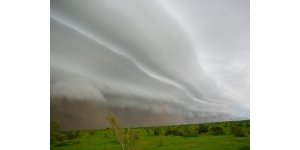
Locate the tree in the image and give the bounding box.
[105,113,139,150]
[50,120,61,133]
[50,120,66,144]
[197,124,209,134]
[105,113,126,150]
[183,126,198,137]
[158,128,165,146]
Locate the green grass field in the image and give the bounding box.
[51,120,250,150]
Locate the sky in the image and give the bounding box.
[50,0,249,129]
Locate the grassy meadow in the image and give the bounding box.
[51,120,250,150]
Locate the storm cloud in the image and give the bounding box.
[50,0,249,129]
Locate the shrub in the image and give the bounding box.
[50,120,67,144]
[55,132,67,142]
[197,124,209,134]
[210,126,225,135]
[128,130,139,141]
[154,128,160,135]
[51,120,61,133]
[230,127,246,137]
[88,130,97,136]
[245,122,250,128]
[175,130,184,136]
[65,130,81,140]
[124,129,139,150]
[50,132,58,144]
[145,128,152,135]
[165,129,172,136]
[183,126,198,137]
[165,128,184,136]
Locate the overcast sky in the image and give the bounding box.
[51,0,249,128]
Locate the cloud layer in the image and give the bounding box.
[51,0,249,129]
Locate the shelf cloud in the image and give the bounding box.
[51,0,249,129]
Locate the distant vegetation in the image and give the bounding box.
[50,120,81,146]
[210,126,225,135]
[230,127,247,137]
[50,119,250,150]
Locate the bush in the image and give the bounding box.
[88,130,97,136]
[197,125,209,134]
[50,120,67,144]
[51,120,61,133]
[145,128,152,135]
[154,128,160,135]
[124,129,139,149]
[65,130,81,140]
[165,129,174,136]
[245,122,250,127]
[174,130,184,136]
[230,127,246,137]
[183,126,198,137]
[165,129,184,136]
[55,132,67,142]
[50,132,58,144]
[210,126,225,135]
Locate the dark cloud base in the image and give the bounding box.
[51,98,184,130]
[51,97,233,130]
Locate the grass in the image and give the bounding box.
[51,120,250,150]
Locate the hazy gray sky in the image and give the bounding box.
[51,0,249,128]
